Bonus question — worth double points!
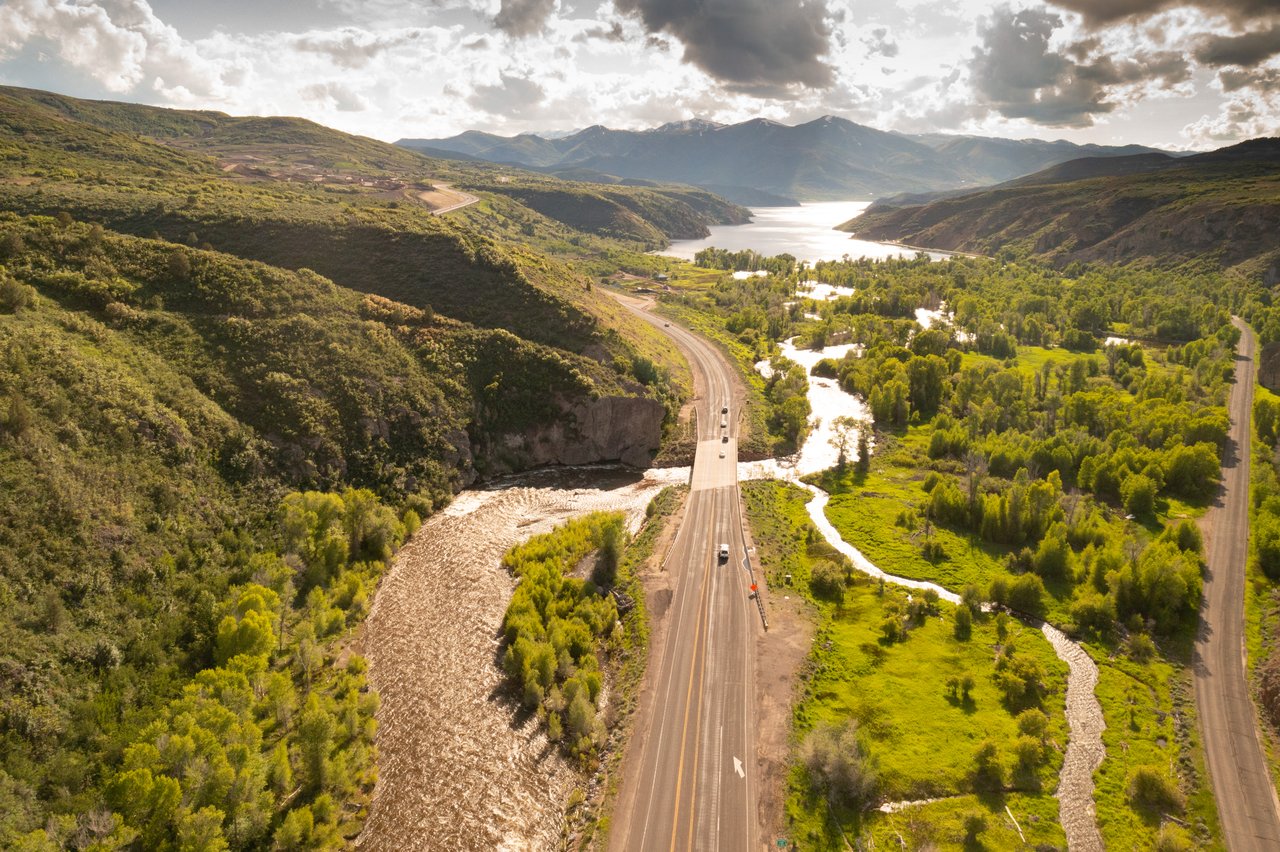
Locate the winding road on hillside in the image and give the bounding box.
[608,293,762,851]
[1196,318,1280,851]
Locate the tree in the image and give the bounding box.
[855,430,871,476]
[1007,573,1047,618]
[953,604,972,640]
[1122,473,1156,517]
[829,416,860,472]
[297,695,334,792]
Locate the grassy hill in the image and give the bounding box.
[846,139,1280,274]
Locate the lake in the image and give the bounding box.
[659,200,946,264]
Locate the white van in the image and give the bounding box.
[718,543,729,561]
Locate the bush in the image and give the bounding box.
[1007,573,1047,618]
[0,273,34,313]
[953,604,972,640]
[971,740,1004,791]
[799,719,878,809]
[1153,824,1195,851]
[810,558,847,600]
[1126,765,1184,814]
[1127,633,1157,664]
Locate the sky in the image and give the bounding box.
[0,0,1276,149]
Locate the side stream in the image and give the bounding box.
[780,480,1106,852]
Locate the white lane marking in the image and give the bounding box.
[734,756,745,778]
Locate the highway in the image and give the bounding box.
[1195,318,1280,851]
[609,294,761,851]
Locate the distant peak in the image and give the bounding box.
[654,118,722,133]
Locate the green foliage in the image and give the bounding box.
[499,513,627,761]
[1126,765,1185,815]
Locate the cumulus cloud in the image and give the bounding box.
[299,81,369,111]
[864,27,900,58]
[613,0,834,92]
[1194,24,1280,67]
[1219,63,1280,90]
[293,28,426,69]
[0,0,231,98]
[573,20,625,43]
[467,72,546,117]
[493,0,556,38]
[1183,85,1280,143]
[969,5,1190,126]
[1050,0,1280,26]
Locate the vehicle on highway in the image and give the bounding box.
[718,543,729,561]
[720,416,727,428]
[722,435,728,443]
[718,450,725,458]
[721,405,728,414]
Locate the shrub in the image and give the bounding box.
[1007,574,1047,618]
[1127,633,1157,664]
[810,558,847,600]
[1126,765,1184,814]
[954,604,972,640]
[799,719,878,809]
[971,740,1003,791]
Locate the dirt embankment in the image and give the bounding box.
[357,467,683,851]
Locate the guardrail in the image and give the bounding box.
[735,478,768,631]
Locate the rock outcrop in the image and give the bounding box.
[496,395,664,471]
[1259,343,1280,392]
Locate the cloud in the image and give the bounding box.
[299,81,368,111]
[864,27,899,58]
[969,5,1190,126]
[467,72,546,117]
[1049,0,1280,26]
[1218,63,1280,91]
[1183,85,1280,143]
[573,20,625,43]
[0,0,231,97]
[613,0,834,92]
[1194,24,1280,67]
[293,28,426,69]
[493,0,556,38]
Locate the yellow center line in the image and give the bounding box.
[669,529,714,852]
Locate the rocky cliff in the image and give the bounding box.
[495,395,665,471]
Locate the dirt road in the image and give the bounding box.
[422,182,478,215]
[1195,318,1280,851]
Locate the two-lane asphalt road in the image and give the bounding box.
[1196,318,1280,851]
[609,294,760,851]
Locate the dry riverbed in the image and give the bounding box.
[358,466,683,851]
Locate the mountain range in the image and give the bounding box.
[399,116,1169,203]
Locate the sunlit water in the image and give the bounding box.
[659,201,949,264]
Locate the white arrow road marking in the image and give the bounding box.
[733,756,745,778]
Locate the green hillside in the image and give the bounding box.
[846,140,1280,274]
[0,85,723,848]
